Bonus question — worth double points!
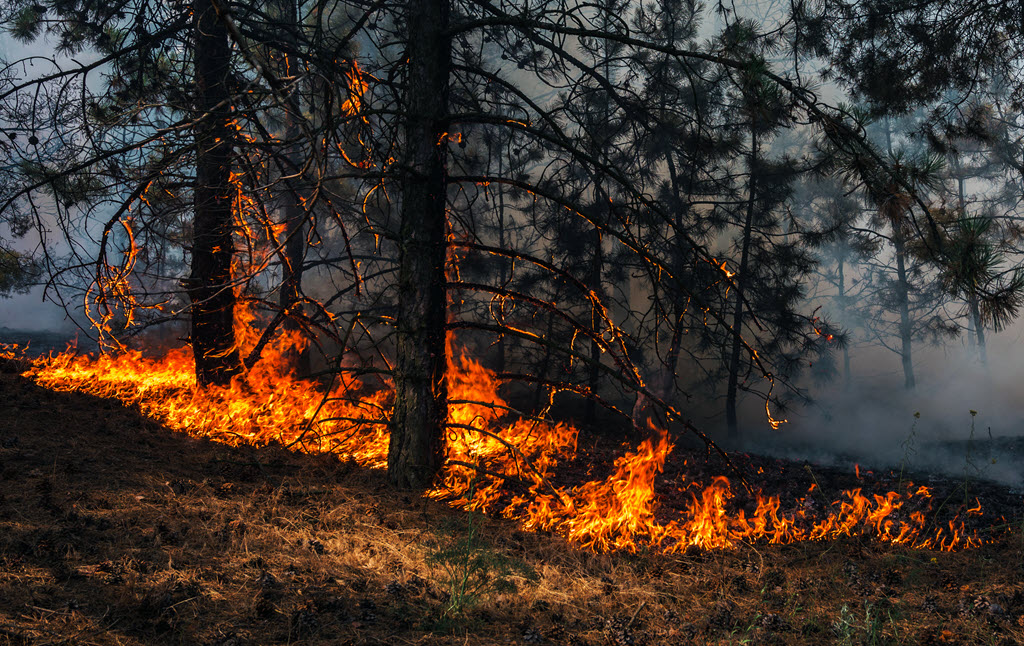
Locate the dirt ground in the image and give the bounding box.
[2,365,1024,645]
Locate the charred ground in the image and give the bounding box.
[1,361,1023,645]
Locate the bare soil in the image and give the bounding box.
[1,365,1024,645]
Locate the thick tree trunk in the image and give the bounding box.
[387,0,450,490]
[188,0,242,387]
[726,131,758,438]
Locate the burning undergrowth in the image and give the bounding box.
[2,327,1016,556]
[2,357,1024,646]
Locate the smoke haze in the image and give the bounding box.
[739,327,1024,489]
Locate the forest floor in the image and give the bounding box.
[1,361,1024,645]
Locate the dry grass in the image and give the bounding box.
[1,367,1023,645]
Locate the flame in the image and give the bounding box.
[712,257,736,278]
[341,61,368,117]
[810,313,835,342]
[5,319,987,554]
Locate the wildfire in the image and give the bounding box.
[4,321,986,554]
[341,60,369,117]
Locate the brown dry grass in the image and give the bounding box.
[1,366,1023,646]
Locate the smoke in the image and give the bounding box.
[739,328,1024,489]
[0,289,74,331]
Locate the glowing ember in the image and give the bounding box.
[3,326,985,554]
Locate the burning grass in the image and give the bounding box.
[0,333,1004,555]
[1,366,1023,645]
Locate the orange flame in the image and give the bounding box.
[341,61,368,117]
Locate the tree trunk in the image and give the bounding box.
[837,256,852,387]
[665,302,686,390]
[966,299,977,354]
[959,165,979,362]
[584,226,603,428]
[976,319,987,366]
[387,0,450,490]
[188,0,242,387]
[276,0,310,377]
[664,143,691,405]
[532,308,556,412]
[726,130,758,438]
[278,149,310,376]
[494,138,507,374]
[893,237,916,389]
[969,297,987,366]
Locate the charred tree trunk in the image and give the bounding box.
[276,0,310,377]
[726,130,758,439]
[495,151,508,374]
[532,308,557,412]
[665,302,686,389]
[664,145,691,404]
[584,226,603,428]
[387,0,450,490]
[488,136,508,374]
[188,0,242,387]
[278,143,310,376]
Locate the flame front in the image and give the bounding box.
[7,330,984,554]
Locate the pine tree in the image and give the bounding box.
[188,0,243,386]
[387,0,451,489]
[826,112,956,389]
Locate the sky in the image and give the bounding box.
[0,31,79,332]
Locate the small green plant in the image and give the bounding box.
[727,616,759,645]
[832,603,856,644]
[425,501,537,624]
[831,600,900,646]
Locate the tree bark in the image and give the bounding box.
[966,296,977,354]
[278,141,310,376]
[532,309,556,412]
[276,0,310,377]
[838,256,852,387]
[584,225,603,428]
[969,296,987,366]
[893,236,916,389]
[188,0,242,387]
[726,130,758,438]
[387,0,450,490]
[495,147,507,374]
